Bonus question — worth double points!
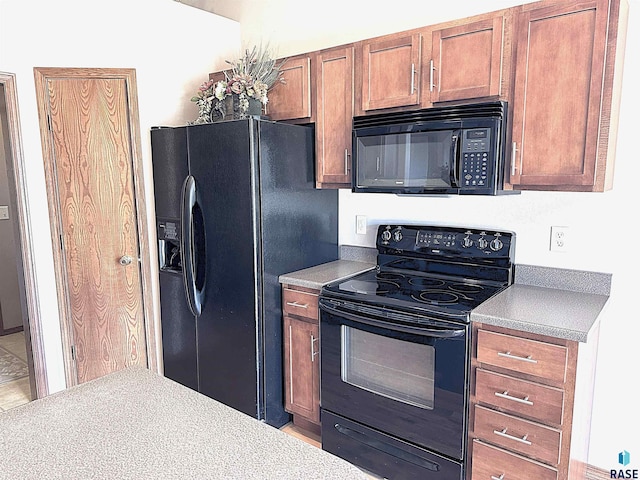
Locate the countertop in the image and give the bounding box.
[471,283,609,342]
[279,259,375,290]
[0,367,368,480]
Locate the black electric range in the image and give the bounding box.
[323,224,516,321]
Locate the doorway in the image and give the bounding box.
[0,72,47,402]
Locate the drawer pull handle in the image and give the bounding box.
[497,351,538,364]
[495,391,534,406]
[493,427,532,446]
[491,475,505,480]
[286,301,309,309]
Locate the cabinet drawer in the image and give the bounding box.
[475,369,564,425]
[471,439,558,480]
[477,330,568,383]
[283,288,319,320]
[473,405,561,465]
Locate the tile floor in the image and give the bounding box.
[0,331,32,411]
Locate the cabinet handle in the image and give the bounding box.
[497,351,538,364]
[411,63,416,93]
[310,334,318,362]
[495,390,534,406]
[493,427,532,446]
[286,301,309,309]
[491,475,505,480]
[510,142,518,176]
[429,60,436,92]
[344,149,350,175]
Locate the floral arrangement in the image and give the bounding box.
[191,44,285,124]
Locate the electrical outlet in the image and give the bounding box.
[356,215,367,235]
[550,226,569,252]
[0,206,9,220]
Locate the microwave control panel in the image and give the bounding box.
[461,128,493,188]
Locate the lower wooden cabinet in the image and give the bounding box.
[282,285,321,433]
[469,323,600,480]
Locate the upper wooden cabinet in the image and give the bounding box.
[427,16,506,104]
[315,46,354,188]
[359,33,422,113]
[507,0,627,191]
[266,54,313,122]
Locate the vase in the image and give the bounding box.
[221,95,263,121]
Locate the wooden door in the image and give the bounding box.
[509,0,610,190]
[360,33,421,112]
[429,16,504,103]
[266,55,312,121]
[315,46,354,188]
[34,68,156,386]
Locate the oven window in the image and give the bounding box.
[341,325,435,409]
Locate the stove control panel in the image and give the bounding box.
[378,225,515,259]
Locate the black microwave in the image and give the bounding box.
[352,101,511,195]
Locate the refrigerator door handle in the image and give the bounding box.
[181,175,202,316]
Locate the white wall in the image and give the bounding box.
[0,0,241,392]
[236,0,640,470]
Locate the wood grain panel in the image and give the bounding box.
[283,288,319,320]
[471,439,558,480]
[432,16,504,102]
[47,77,146,383]
[361,33,421,111]
[316,45,353,188]
[267,55,311,121]
[477,329,568,383]
[474,405,562,465]
[475,368,565,425]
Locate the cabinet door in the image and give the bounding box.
[316,46,354,188]
[361,33,421,111]
[266,55,312,121]
[429,17,504,103]
[283,315,320,423]
[509,0,610,190]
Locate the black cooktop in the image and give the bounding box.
[322,224,516,319]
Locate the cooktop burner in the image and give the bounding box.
[329,269,503,313]
[321,224,515,319]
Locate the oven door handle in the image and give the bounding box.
[319,299,466,338]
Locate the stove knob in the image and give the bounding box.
[477,237,488,250]
[462,236,473,248]
[392,230,403,242]
[490,238,504,251]
[381,230,392,242]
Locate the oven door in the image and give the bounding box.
[319,297,469,461]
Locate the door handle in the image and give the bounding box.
[119,255,133,266]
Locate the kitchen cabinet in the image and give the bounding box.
[266,54,313,122]
[469,323,600,480]
[426,15,508,104]
[358,33,422,113]
[315,45,354,188]
[507,0,627,191]
[282,285,320,434]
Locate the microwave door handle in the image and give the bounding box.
[450,130,461,188]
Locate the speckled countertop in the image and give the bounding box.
[0,367,368,480]
[279,259,375,290]
[471,283,609,342]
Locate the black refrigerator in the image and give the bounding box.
[151,118,338,427]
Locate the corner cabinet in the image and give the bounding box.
[266,54,313,122]
[507,0,628,191]
[315,46,354,188]
[469,323,600,480]
[282,285,321,434]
